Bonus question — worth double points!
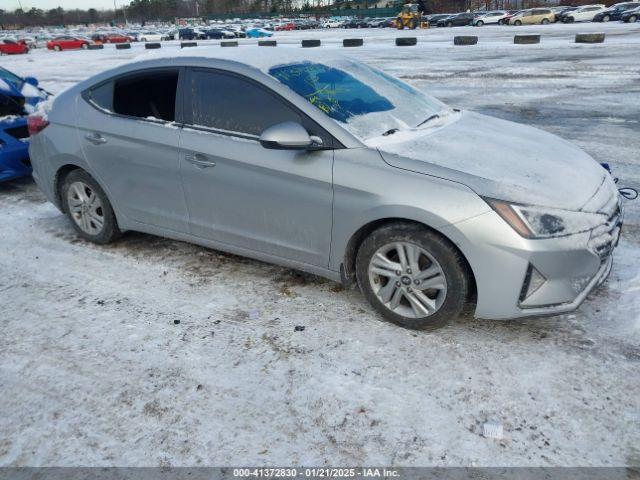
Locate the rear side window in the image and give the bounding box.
[88,81,113,111]
[86,70,179,122]
[113,70,178,121]
[187,69,301,136]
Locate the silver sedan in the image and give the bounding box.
[28,48,622,329]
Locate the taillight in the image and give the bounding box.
[27,115,49,136]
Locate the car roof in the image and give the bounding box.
[123,45,349,73]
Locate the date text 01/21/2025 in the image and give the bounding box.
[232,468,400,478]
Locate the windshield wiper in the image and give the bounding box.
[415,114,440,128]
[382,128,399,136]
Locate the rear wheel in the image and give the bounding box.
[514,19,522,26]
[541,18,550,24]
[476,20,484,26]
[446,21,453,27]
[356,223,469,330]
[61,170,121,244]
[602,14,610,22]
[628,15,637,22]
[54,45,61,51]
[81,43,88,49]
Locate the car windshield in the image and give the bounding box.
[0,67,25,92]
[268,60,447,140]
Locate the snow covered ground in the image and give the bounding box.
[1,23,639,467]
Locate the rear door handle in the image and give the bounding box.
[185,153,216,169]
[85,132,107,145]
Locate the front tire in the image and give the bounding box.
[476,20,484,26]
[628,15,637,22]
[602,15,610,22]
[356,223,469,330]
[514,19,522,26]
[54,45,61,51]
[541,18,550,24]
[61,170,121,244]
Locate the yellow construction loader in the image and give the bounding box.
[396,3,427,29]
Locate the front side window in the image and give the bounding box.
[188,69,301,137]
[268,60,447,141]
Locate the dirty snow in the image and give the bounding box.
[1,23,639,467]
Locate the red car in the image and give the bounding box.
[46,36,91,51]
[102,33,133,43]
[275,22,296,31]
[0,38,29,55]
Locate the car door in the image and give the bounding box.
[531,10,543,23]
[178,68,334,268]
[76,67,190,233]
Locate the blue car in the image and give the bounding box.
[245,28,273,38]
[0,67,48,182]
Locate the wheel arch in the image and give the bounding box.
[339,217,477,302]
[53,164,116,219]
[54,164,85,208]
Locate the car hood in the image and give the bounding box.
[369,110,611,212]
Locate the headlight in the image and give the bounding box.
[485,198,607,238]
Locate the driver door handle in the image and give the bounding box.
[85,132,107,145]
[185,153,216,169]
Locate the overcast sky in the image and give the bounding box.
[8,0,132,10]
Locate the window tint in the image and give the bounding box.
[88,81,113,111]
[188,69,301,136]
[112,70,178,121]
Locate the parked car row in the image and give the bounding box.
[2,3,638,56]
[592,2,640,21]
[438,2,640,26]
[296,4,640,29]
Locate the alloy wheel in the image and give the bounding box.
[368,241,447,319]
[67,181,105,235]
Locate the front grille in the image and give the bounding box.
[588,201,622,262]
[5,125,29,140]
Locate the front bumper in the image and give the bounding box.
[441,200,622,320]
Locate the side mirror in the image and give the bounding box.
[260,121,323,150]
[24,77,39,87]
